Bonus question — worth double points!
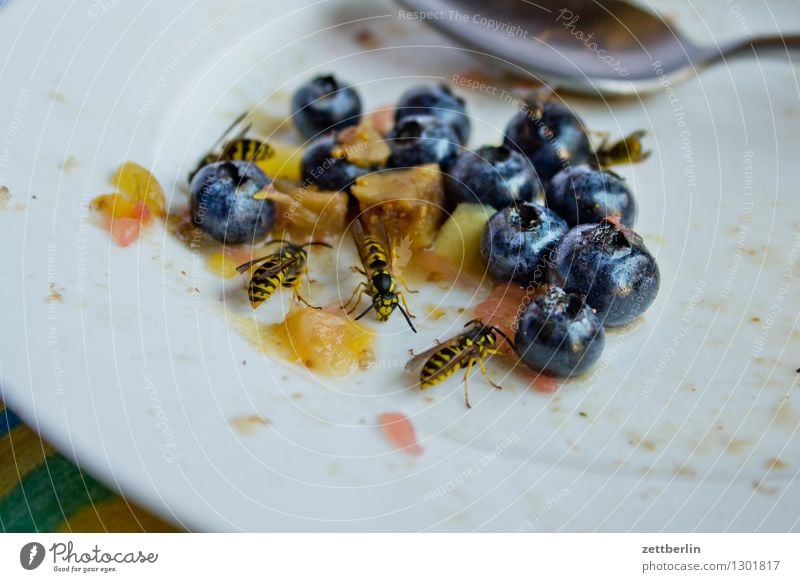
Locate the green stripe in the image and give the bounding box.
[0,454,115,532]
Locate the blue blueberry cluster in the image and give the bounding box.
[189,79,475,243]
[187,78,659,383]
[300,81,472,190]
[470,96,659,379]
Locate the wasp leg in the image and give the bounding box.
[398,290,416,319]
[291,280,322,310]
[350,266,367,276]
[478,357,503,390]
[343,282,369,313]
[399,276,419,294]
[463,358,475,409]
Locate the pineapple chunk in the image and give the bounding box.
[333,119,390,168]
[272,308,373,376]
[351,164,445,251]
[432,203,494,276]
[91,193,138,220]
[255,182,348,242]
[112,162,166,217]
[235,307,373,377]
[256,141,302,181]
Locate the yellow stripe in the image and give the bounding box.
[0,425,56,498]
[57,497,180,533]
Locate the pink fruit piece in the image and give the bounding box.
[379,412,423,456]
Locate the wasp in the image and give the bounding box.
[405,319,515,408]
[236,240,331,309]
[343,218,417,332]
[189,112,274,183]
[592,130,650,168]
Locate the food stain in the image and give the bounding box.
[48,283,63,303]
[379,412,423,456]
[752,479,779,496]
[48,89,67,103]
[230,415,271,435]
[766,457,787,471]
[426,305,446,320]
[61,156,80,173]
[353,27,381,49]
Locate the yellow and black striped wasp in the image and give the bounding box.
[343,218,417,332]
[592,130,651,168]
[405,319,515,408]
[236,240,331,309]
[189,112,275,183]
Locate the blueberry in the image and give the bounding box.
[515,285,605,378]
[445,145,544,209]
[301,133,369,192]
[291,74,362,139]
[387,115,460,171]
[548,218,660,327]
[190,161,275,244]
[480,202,569,286]
[395,84,470,145]
[546,165,637,228]
[503,96,591,189]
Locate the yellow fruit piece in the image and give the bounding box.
[433,203,493,276]
[256,142,302,181]
[351,164,445,252]
[281,308,373,376]
[91,193,137,220]
[206,251,241,278]
[333,119,390,168]
[112,162,166,217]
[259,183,348,242]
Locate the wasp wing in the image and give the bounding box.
[236,251,301,279]
[369,218,396,272]
[405,332,478,383]
[350,217,390,278]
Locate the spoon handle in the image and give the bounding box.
[722,34,800,58]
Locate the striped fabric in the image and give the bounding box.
[0,401,180,532]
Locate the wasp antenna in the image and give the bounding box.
[354,302,377,321]
[211,112,248,151]
[397,304,417,333]
[233,123,253,142]
[302,241,333,249]
[463,318,483,328]
[492,326,517,352]
[263,238,289,248]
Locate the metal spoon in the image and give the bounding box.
[395,0,799,95]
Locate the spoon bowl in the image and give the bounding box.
[396,0,799,95]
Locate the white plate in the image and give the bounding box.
[1,0,798,531]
